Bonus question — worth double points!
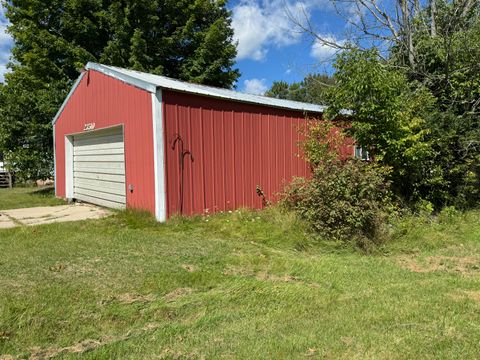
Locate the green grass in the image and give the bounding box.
[0,189,480,359]
[0,186,65,210]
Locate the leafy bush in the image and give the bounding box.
[325,48,435,206]
[282,121,395,249]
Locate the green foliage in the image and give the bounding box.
[390,5,480,208]
[325,48,439,205]
[0,0,239,180]
[265,73,334,104]
[282,121,395,249]
[414,12,480,208]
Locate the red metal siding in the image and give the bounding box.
[54,70,155,212]
[163,90,317,217]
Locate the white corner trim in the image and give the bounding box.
[86,62,157,93]
[53,125,57,196]
[152,90,167,222]
[65,136,74,200]
[52,72,86,125]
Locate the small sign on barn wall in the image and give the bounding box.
[83,123,96,131]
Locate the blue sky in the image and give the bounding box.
[0,0,349,93]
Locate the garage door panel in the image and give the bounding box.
[75,168,125,176]
[74,147,124,156]
[74,187,126,204]
[72,127,126,209]
[75,178,126,194]
[74,193,125,209]
[74,134,123,147]
[74,171,125,183]
[74,142,124,152]
[74,161,125,170]
[74,154,125,163]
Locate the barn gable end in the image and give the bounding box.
[54,69,156,214]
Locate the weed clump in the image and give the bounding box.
[282,121,396,249]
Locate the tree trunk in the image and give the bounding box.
[400,0,415,68]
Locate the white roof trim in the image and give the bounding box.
[52,71,86,125]
[86,63,157,93]
[85,62,327,113]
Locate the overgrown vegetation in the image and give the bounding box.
[325,42,479,209]
[277,0,480,212]
[325,48,436,206]
[282,121,395,249]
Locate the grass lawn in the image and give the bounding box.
[0,189,479,359]
[0,186,65,210]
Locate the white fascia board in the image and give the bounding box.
[151,89,167,222]
[53,125,57,196]
[86,62,157,93]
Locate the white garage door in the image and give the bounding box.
[72,127,126,209]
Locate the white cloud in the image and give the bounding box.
[310,35,345,62]
[231,0,325,61]
[243,78,268,95]
[0,64,7,83]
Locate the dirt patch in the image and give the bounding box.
[164,288,193,302]
[396,255,480,275]
[48,263,66,272]
[181,264,197,272]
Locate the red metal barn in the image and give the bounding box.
[53,63,354,221]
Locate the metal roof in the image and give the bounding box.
[53,63,327,124]
[85,63,326,113]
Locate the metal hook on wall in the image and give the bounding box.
[171,134,194,214]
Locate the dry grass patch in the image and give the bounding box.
[450,290,480,303]
[116,293,156,305]
[396,255,480,275]
[255,272,302,283]
[181,264,197,272]
[164,287,193,302]
[24,322,162,360]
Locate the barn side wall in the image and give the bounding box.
[54,70,155,213]
[163,90,334,217]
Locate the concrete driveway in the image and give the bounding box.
[0,203,111,229]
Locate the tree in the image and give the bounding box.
[265,74,334,104]
[290,0,480,208]
[325,48,436,204]
[0,0,239,180]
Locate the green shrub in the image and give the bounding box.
[282,121,396,248]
